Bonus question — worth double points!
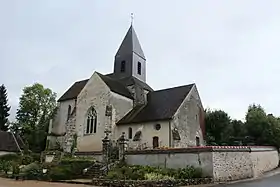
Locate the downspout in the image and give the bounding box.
[169,120,172,147]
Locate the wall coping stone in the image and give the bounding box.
[126,146,277,155]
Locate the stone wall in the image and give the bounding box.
[250,147,279,177]
[125,146,279,181]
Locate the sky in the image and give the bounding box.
[1,0,280,121]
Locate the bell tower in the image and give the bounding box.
[113,25,146,82]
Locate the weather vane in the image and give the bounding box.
[131,13,134,25]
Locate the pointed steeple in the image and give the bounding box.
[115,25,146,60]
[113,25,147,83]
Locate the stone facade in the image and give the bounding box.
[125,146,279,181]
[171,85,205,147]
[75,72,133,152]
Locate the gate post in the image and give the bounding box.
[118,132,128,162]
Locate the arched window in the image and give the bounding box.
[85,107,97,134]
[67,105,71,119]
[128,127,132,139]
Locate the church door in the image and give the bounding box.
[153,136,159,148]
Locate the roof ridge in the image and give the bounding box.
[75,78,89,83]
[153,83,195,93]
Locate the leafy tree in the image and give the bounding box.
[15,83,57,152]
[244,104,268,145]
[205,109,232,145]
[231,119,245,137]
[0,84,11,131]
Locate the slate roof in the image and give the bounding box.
[117,84,195,124]
[96,72,133,99]
[58,72,153,102]
[0,131,24,152]
[58,79,88,102]
[115,25,146,60]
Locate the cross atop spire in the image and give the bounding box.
[130,13,134,26]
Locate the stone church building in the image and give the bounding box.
[47,25,206,153]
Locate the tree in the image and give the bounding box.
[0,84,11,131]
[244,104,268,145]
[15,83,57,152]
[205,109,232,145]
[231,119,245,137]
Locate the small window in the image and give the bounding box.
[128,127,132,139]
[196,136,200,146]
[137,62,141,75]
[155,124,161,131]
[121,61,126,72]
[195,114,198,121]
[67,105,71,119]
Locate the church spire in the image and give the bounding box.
[113,20,147,83]
[115,24,146,60]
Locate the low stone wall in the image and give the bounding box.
[91,178,213,187]
[250,147,279,177]
[126,146,279,181]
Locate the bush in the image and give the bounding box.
[144,172,175,180]
[20,162,42,180]
[46,157,95,180]
[105,165,203,180]
[21,155,33,165]
[0,154,20,162]
[48,165,72,181]
[30,153,41,162]
[0,160,12,174]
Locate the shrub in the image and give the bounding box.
[144,172,175,180]
[30,153,41,162]
[20,162,42,180]
[0,160,12,174]
[48,165,72,181]
[21,155,33,165]
[0,154,20,162]
[46,157,95,180]
[105,165,203,180]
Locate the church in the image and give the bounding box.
[47,24,206,153]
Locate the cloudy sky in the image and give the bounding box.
[1,0,280,121]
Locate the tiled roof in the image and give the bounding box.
[117,84,195,124]
[0,131,24,152]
